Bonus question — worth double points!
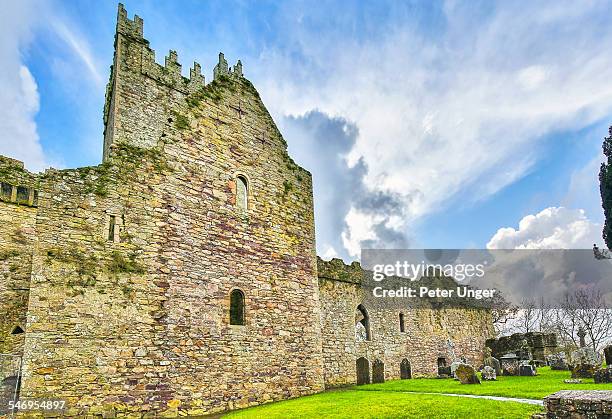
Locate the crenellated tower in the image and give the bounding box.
[102,3,243,160]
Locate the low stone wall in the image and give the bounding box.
[486,332,557,362]
[537,390,612,418]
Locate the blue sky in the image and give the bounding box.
[2,0,611,261]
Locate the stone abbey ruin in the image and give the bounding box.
[0,4,495,416]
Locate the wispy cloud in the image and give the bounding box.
[248,0,612,258]
[51,20,103,86]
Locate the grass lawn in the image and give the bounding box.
[360,367,612,399]
[223,390,542,418]
[223,367,612,418]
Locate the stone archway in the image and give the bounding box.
[400,358,412,379]
[356,357,370,385]
[372,359,385,383]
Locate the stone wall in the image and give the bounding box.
[318,258,495,387]
[538,390,612,418]
[0,156,39,356]
[486,332,558,362]
[17,4,323,417]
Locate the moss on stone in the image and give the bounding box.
[108,251,145,275]
[0,249,21,261]
[45,247,98,281]
[173,112,189,130]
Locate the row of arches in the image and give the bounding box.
[355,357,412,385]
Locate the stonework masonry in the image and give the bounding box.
[318,258,494,387]
[0,4,494,417]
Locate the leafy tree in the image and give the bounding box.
[599,126,612,249]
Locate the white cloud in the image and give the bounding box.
[247,1,612,258]
[0,0,48,172]
[51,20,103,87]
[486,207,601,249]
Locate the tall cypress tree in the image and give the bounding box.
[599,126,612,249]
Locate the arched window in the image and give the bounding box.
[229,289,245,325]
[355,304,371,341]
[399,312,405,333]
[236,176,248,210]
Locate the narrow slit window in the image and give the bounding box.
[230,289,245,325]
[236,176,248,210]
[108,215,116,242]
[399,312,405,333]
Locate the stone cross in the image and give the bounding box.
[578,327,586,348]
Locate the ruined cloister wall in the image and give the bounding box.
[17,5,323,417]
[318,257,495,387]
[0,157,39,356]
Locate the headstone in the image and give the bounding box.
[546,352,569,371]
[450,360,463,378]
[500,353,520,376]
[483,347,502,376]
[481,365,496,381]
[563,379,582,384]
[455,364,480,384]
[570,347,602,379]
[519,364,537,376]
[437,366,451,377]
[593,367,612,384]
[604,345,612,366]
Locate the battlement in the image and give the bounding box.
[317,257,363,284]
[116,3,243,95]
[117,3,143,39]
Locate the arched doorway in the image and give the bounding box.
[356,357,370,385]
[372,359,385,383]
[400,358,412,379]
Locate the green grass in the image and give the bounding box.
[360,367,612,400]
[222,367,612,418]
[223,389,542,419]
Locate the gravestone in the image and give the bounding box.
[437,366,451,377]
[455,364,480,384]
[593,367,612,384]
[563,379,582,384]
[570,347,602,379]
[482,347,501,376]
[519,363,537,376]
[481,366,496,381]
[450,360,463,378]
[500,353,520,376]
[547,352,569,371]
